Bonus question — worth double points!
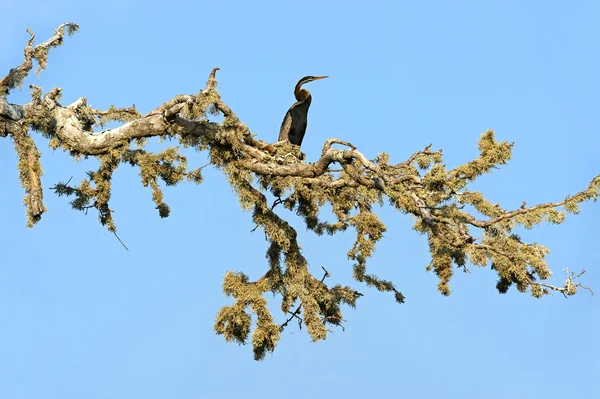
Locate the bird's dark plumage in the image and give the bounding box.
[278,75,327,147]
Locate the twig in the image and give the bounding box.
[271,196,283,210]
[280,266,331,331]
[281,305,303,331]
[537,268,594,297]
[112,231,129,251]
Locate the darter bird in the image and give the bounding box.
[278,75,328,147]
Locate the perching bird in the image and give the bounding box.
[278,75,328,147]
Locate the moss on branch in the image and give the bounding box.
[1,24,597,360]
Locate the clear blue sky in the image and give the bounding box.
[1,1,598,398]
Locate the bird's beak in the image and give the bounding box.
[313,76,329,81]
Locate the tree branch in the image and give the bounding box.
[3,24,598,359]
[0,23,79,97]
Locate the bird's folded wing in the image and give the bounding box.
[278,111,293,142]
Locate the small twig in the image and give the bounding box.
[281,305,303,330]
[271,196,283,210]
[281,266,331,331]
[537,268,593,297]
[251,196,285,232]
[112,231,129,251]
[82,204,95,215]
[398,144,437,168]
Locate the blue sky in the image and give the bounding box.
[1,1,599,398]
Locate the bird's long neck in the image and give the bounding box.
[294,85,310,102]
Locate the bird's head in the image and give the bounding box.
[294,76,328,100]
[298,75,329,85]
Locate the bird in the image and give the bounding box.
[278,75,328,147]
